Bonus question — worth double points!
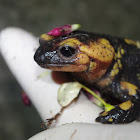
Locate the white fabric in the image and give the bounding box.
[0,27,139,140]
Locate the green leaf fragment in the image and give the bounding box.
[57,82,82,107]
[57,82,115,112]
[92,98,104,107]
[37,70,49,79]
[104,103,115,112]
[79,83,115,111]
[71,24,81,31]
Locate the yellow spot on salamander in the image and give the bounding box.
[59,38,82,47]
[117,59,122,69]
[117,51,122,58]
[114,53,117,60]
[124,39,138,46]
[119,100,133,110]
[40,34,54,41]
[101,111,108,116]
[89,61,97,71]
[114,69,119,75]
[110,70,115,77]
[118,63,122,69]
[110,60,121,77]
[108,118,113,122]
[75,53,90,65]
[110,69,119,77]
[61,41,76,47]
[113,62,118,69]
[125,39,140,48]
[121,48,125,54]
[121,82,138,95]
[99,38,110,46]
[80,38,115,63]
[117,59,121,63]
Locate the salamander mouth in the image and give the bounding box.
[39,63,70,68]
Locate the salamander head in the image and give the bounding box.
[34,30,114,75]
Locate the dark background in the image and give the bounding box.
[0,0,140,139]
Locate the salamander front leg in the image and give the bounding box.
[96,82,140,124]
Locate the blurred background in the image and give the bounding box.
[0,0,140,139]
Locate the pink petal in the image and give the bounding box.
[22,92,31,107]
[47,24,81,37]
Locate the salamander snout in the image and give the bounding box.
[34,46,56,67]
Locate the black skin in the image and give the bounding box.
[34,30,140,124]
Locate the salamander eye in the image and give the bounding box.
[59,45,76,58]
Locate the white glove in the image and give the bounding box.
[0,27,139,140]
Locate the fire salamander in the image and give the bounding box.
[34,29,140,124]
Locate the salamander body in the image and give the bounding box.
[34,29,140,124]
